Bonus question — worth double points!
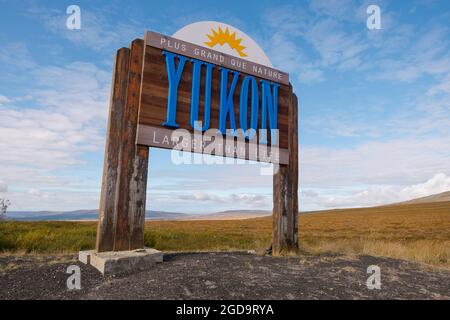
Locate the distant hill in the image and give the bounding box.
[394,191,450,205]
[7,191,449,221]
[182,210,271,220]
[7,210,190,221]
[6,209,270,221]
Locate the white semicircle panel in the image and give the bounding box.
[173,21,273,67]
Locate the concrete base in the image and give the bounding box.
[78,248,163,275]
[78,250,95,264]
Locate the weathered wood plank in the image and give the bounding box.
[288,92,299,250]
[113,39,148,251]
[272,163,289,255]
[129,145,149,249]
[96,47,131,252]
[272,87,299,255]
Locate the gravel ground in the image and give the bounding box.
[0,252,449,300]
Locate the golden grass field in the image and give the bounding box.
[1,201,449,268]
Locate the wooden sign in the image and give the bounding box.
[136,31,291,164]
[96,22,299,257]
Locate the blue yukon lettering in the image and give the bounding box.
[162,50,188,128]
[219,67,240,134]
[239,75,259,140]
[190,59,214,131]
[161,52,279,140]
[260,80,279,144]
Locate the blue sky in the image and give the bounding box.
[0,0,450,213]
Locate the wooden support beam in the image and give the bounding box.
[96,47,131,252]
[290,93,299,249]
[113,38,148,251]
[128,145,149,248]
[96,39,149,252]
[272,88,299,256]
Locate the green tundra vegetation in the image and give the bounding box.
[0,201,449,268]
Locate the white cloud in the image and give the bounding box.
[301,190,318,198]
[147,132,450,212]
[372,27,450,82]
[27,188,44,197]
[230,193,267,205]
[0,95,12,105]
[29,7,141,51]
[176,191,267,205]
[308,173,450,209]
[261,5,308,36]
[309,0,359,21]
[149,189,270,214]
[264,31,325,84]
[262,3,450,87]
[304,92,450,140]
[401,173,450,198]
[301,137,450,188]
[261,4,370,84]
[427,74,450,96]
[0,42,35,70]
[178,192,223,202]
[0,180,7,193]
[0,42,110,200]
[150,162,273,191]
[5,188,100,212]
[303,18,368,69]
[0,61,109,171]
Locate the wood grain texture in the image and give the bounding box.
[113,39,149,251]
[272,88,299,256]
[289,93,299,250]
[138,45,290,150]
[96,47,130,252]
[128,145,149,248]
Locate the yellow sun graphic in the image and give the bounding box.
[204,26,247,57]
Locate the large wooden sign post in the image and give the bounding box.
[95,23,299,257]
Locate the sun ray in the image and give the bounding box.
[204,26,247,57]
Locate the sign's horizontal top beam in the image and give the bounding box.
[145,31,289,85]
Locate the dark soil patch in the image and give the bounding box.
[0,252,448,299]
